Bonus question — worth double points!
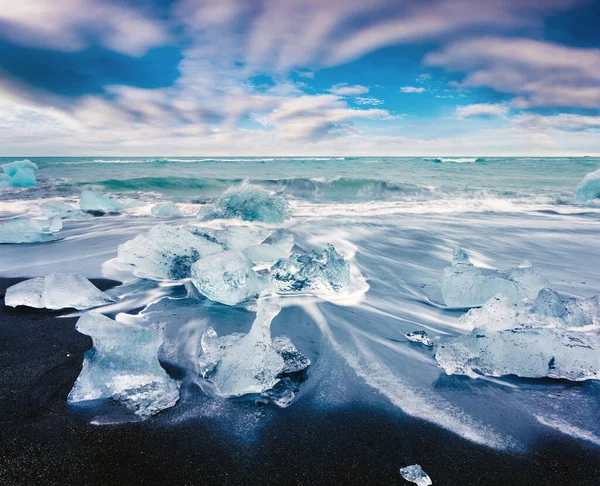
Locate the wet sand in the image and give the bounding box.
[1,278,599,485]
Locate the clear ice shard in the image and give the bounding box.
[441,248,549,308]
[5,273,115,310]
[117,224,224,280]
[406,330,434,347]
[41,201,86,219]
[198,300,309,397]
[68,312,180,419]
[575,168,600,202]
[80,190,124,213]
[151,202,183,218]
[206,180,291,223]
[435,327,600,381]
[270,244,351,292]
[0,217,62,244]
[190,250,268,305]
[399,464,432,486]
[244,244,289,264]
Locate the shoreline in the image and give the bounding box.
[1,277,600,485]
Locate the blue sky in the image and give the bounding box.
[0,0,599,155]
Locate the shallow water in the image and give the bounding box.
[1,156,599,452]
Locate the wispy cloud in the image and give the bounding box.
[456,103,508,118]
[328,84,370,96]
[400,86,425,94]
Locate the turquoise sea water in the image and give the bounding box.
[1,156,599,452]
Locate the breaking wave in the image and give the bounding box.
[431,157,484,164]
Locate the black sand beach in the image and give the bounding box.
[1,277,600,486]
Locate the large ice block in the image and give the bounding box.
[0,217,62,244]
[441,249,549,308]
[5,273,115,310]
[270,244,350,292]
[190,250,267,305]
[575,168,600,202]
[41,201,86,219]
[9,168,36,187]
[80,190,124,213]
[198,301,309,396]
[151,202,183,218]
[117,224,224,280]
[1,159,38,177]
[68,312,180,418]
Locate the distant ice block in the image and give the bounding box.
[151,202,183,218]
[68,313,180,418]
[9,168,36,187]
[441,248,549,308]
[41,201,86,219]
[1,159,38,177]
[436,327,600,381]
[575,168,600,202]
[270,244,350,292]
[118,224,223,280]
[207,181,290,223]
[0,160,38,187]
[190,250,267,305]
[0,217,62,244]
[406,330,434,347]
[5,273,115,310]
[244,244,289,264]
[198,301,309,397]
[399,464,432,486]
[80,190,124,214]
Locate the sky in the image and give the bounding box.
[0,0,599,156]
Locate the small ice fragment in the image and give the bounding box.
[117,224,223,280]
[575,168,600,202]
[206,181,290,223]
[435,327,600,381]
[270,244,350,292]
[0,217,62,244]
[1,159,38,177]
[190,250,267,305]
[441,248,549,308]
[68,313,179,418]
[399,464,432,486]
[41,201,86,219]
[5,273,114,310]
[406,330,434,347]
[198,300,309,396]
[80,190,124,214]
[244,244,288,264]
[151,202,183,218]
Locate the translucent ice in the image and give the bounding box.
[0,217,62,244]
[441,248,549,308]
[575,168,600,202]
[68,313,180,418]
[244,244,289,264]
[190,250,267,305]
[1,159,38,177]
[270,244,350,292]
[399,464,432,486]
[198,301,309,396]
[151,202,183,218]
[406,330,434,347]
[117,224,223,280]
[41,201,86,219]
[435,327,600,381]
[9,168,36,187]
[80,190,124,214]
[207,181,290,223]
[5,273,114,310]
[0,160,38,187]
[189,225,272,251]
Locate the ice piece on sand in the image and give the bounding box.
[575,168,600,202]
[68,313,179,418]
[5,273,114,310]
[190,250,267,305]
[0,217,62,244]
[1,159,38,177]
[198,301,309,396]
[436,327,600,381]
[441,248,549,308]
[41,201,86,219]
[399,464,432,486]
[151,202,183,218]
[270,244,350,292]
[118,224,223,280]
[80,190,124,213]
[9,168,36,187]
[244,244,289,264]
[207,181,290,223]
[406,330,434,347]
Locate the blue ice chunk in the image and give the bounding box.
[80,190,124,213]
[0,217,62,244]
[575,168,600,202]
[1,159,38,177]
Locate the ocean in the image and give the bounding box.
[1,156,599,455]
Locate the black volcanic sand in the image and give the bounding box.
[1,278,600,485]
